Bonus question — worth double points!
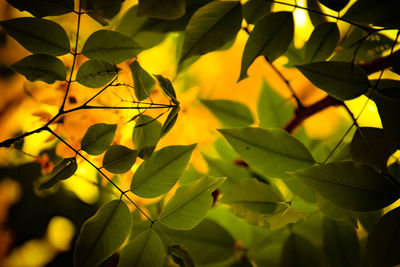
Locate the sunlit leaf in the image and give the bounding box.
[82,30,142,64]
[0,18,70,56]
[200,99,254,127]
[280,233,320,267]
[132,115,162,159]
[239,11,294,81]
[292,161,400,211]
[180,1,242,62]
[81,123,117,155]
[119,229,165,267]
[6,0,74,18]
[102,145,138,174]
[283,42,306,68]
[129,60,155,101]
[137,0,185,20]
[39,157,77,190]
[158,176,226,230]
[74,200,131,267]
[367,207,400,267]
[219,127,315,178]
[131,144,196,198]
[76,60,119,88]
[11,54,66,84]
[304,22,340,63]
[317,195,358,228]
[162,219,235,265]
[296,61,370,100]
[257,80,294,128]
[243,0,271,24]
[154,75,179,104]
[161,105,180,137]
[343,0,400,28]
[350,127,395,171]
[318,0,349,11]
[221,178,289,225]
[322,217,360,267]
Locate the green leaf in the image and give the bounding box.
[369,89,400,147]
[102,145,137,174]
[76,60,119,88]
[317,195,358,228]
[167,245,195,267]
[343,0,400,29]
[161,106,180,137]
[82,30,142,64]
[0,18,70,56]
[158,176,226,230]
[322,217,360,267]
[221,178,289,225]
[257,80,294,128]
[129,61,155,101]
[350,127,395,171]
[356,210,382,233]
[137,0,185,20]
[154,75,179,104]
[292,161,400,211]
[39,157,77,190]
[306,0,327,26]
[318,0,349,11]
[180,1,243,62]
[367,207,400,267]
[131,144,196,198]
[83,0,123,22]
[161,219,235,265]
[11,54,66,84]
[74,200,131,267]
[296,61,370,100]
[239,11,294,81]
[243,0,271,24]
[119,229,165,267]
[218,127,315,178]
[200,99,254,127]
[132,115,162,159]
[6,0,74,18]
[304,22,340,63]
[283,42,306,68]
[81,123,117,155]
[280,233,320,267]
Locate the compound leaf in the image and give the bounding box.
[76,60,119,88]
[81,123,117,155]
[103,145,138,174]
[74,200,131,267]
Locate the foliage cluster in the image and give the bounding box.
[1,0,400,266]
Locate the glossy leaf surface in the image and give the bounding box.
[103,145,137,174]
[81,123,117,155]
[131,144,196,198]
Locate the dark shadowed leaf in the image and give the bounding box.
[137,0,185,20]
[257,80,294,128]
[239,11,294,81]
[102,145,138,174]
[76,60,119,88]
[292,161,400,211]
[132,115,162,159]
[119,229,165,267]
[304,22,340,63]
[81,123,117,155]
[283,42,306,68]
[367,207,400,267]
[350,127,395,171]
[221,178,289,225]
[180,1,242,62]
[158,176,226,230]
[11,54,66,84]
[129,61,155,101]
[0,18,70,56]
[131,144,196,198]
[296,61,370,100]
[74,200,131,267]
[154,75,179,104]
[306,0,327,26]
[357,210,382,233]
[343,0,400,29]
[200,99,254,127]
[167,245,195,267]
[161,219,235,265]
[243,0,271,24]
[39,157,77,190]
[161,105,180,137]
[322,217,360,267]
[83,0,123,24]
[280,233,320,267]
[82,30,142,63]
[219,127,315,178]
[317,195,358,228]
[318,0,349,11]
[6,0,74,17]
